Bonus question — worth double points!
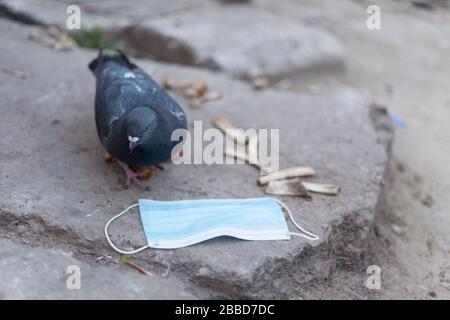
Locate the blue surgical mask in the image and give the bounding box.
[105,198,319,254]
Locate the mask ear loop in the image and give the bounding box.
[104,203,150,255]
[274,199,319,241]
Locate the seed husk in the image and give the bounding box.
[264,178,311,198]
[213,117,247,145]
[257,166,315,186]
[301,182,341,195]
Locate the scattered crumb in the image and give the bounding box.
[252,77,269,90]
[391,224,404,235]
[136,166,158,180]
[1,67,28,79]
[163,75,222,107]
[421,194,434,208]
[104,154,113,163]
[27,26,76,51]
[396,161,405,173]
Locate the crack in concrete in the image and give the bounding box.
[0,208,115,266]
[0,4,43,25]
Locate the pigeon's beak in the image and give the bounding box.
[129,141,138,153]
[128,136,140,153]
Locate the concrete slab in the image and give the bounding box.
[115,3,346,78]
[0,20,390,298]
[0,240,194,299]
[0,0,346,79]
[0,0,204,28]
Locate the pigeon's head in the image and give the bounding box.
[125,107,158,153]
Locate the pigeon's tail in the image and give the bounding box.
[88,49,137,75]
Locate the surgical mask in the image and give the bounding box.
[105,198,319,254]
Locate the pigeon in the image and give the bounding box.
[89,50,187,187]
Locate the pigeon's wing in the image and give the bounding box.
[95,80,130,144]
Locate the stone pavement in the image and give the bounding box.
[0,240,194,299]
[0,16,390,298]
[0,0,345,79]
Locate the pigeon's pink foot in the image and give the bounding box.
[117,161,148,189]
